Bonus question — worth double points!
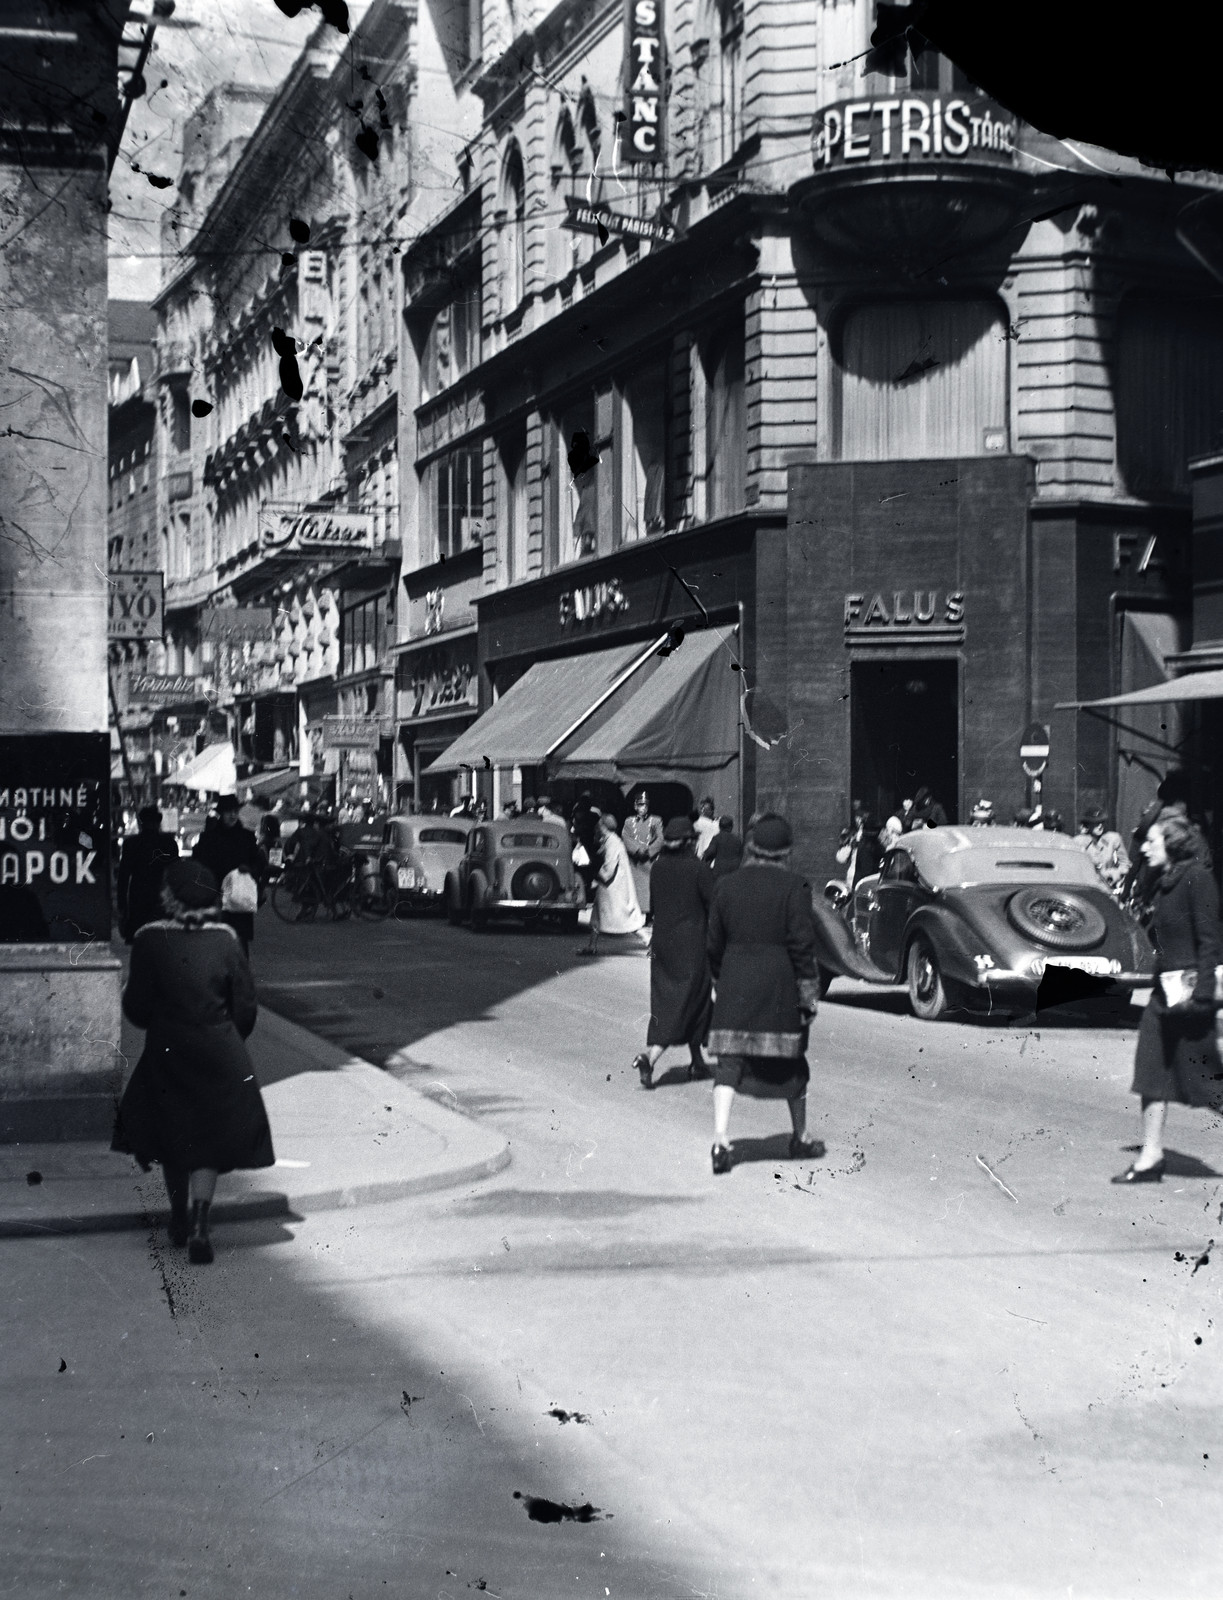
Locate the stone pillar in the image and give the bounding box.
[0,2,125,1141]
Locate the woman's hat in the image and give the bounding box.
[164,859,219,909]
[971,798,994,820]
[217,793,240,813]
[664,815,695,842]
[1080,804,1107,826]
[750,814,792,855]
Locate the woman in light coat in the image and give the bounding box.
[579,813,646,955]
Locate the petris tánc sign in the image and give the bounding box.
[0,734,111,942]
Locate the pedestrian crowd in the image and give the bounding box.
[110,762,1223,1262]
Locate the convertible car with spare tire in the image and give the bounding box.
[812,826,1155,1020]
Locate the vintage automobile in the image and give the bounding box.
[812,826,1156,1020]
[377,814,473,913]
[444,820,585,931]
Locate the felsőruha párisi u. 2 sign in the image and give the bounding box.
[621,0,665,161]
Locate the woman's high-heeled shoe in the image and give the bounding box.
[187,1199,214,1264]
[633,1053,653,1090]
[789,1134,826,1160]
[711,1143,732,1175]
[1111,1159,1164,1185]
[168,1205,190,1248]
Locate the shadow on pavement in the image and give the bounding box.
[449,1188,702,1220]
[3,1216,715,1599]
[1121,1144,1223,1178]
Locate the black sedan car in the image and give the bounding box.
[812,826,1155,1020]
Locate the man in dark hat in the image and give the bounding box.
[631,816,715,1089]
[117,805,180,943]
[192,793,266,955]
[705,814,826,1174]
[1074,804,1129,892]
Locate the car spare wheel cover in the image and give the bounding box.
[512,863,559,901]
[1006,887,1108,950]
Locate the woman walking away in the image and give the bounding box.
[579,813,646,955]
[111,859,274,1262]
[705,814,825,1174]
[1113,814,1223,1184]
[706,815,744,880]
[632,817,715,1089]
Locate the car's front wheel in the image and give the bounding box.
[907,936,949,1021]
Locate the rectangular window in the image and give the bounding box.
[170,387,191,454]
[621,361,668,542]
[551,396,599,565]
[499,429,528,583]
[704,319,745,518]
[434,442,484,560]
[342,594,388,677]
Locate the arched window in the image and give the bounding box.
[547,107,580,281]
[694,0,743,174]
[499,142,526,315]
[835,299,1009,460]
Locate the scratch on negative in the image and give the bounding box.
[460,1394,486,1434]
[976,1154,1019,1202]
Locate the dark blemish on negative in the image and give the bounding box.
[58,1358,66,1372]
[271,328,303,402]
[400,1391,423,1415]
[191,400,212,417]
[281,253,296,268]
[567,430,599,478]
[513,1492,603,1523]
[1196,1335,1203,1344]
[356,125,380,162]
[25,1171,41,1186]
[275,0,351,33]
[372,988,385,999]
[1192,1240,1214,1274]
[289,218,311,244]
[546,1408,590,1425]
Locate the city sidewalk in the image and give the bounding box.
[0,990,510,1239]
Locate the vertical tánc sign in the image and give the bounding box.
[622,0,666,161]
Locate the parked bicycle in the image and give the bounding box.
[270,849,389,923]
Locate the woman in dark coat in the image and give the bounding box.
[192,793,267,955]
[631,816,715,1089]
[111,858,274,1261]
[1113,814,1223,1184]
[705,814,826,1174]
[705,815,743,880]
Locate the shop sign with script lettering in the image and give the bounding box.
[814,90,1018,170]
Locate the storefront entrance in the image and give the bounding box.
[851,659,959,826]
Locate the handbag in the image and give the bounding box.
[221,867,259,914]
[572,843,590,869]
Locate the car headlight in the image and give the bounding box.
[1027,955,1046,979]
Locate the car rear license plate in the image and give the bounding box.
[1044,955,1117,976]
[397,866,413,889]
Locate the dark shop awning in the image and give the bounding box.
[1056,668,1223,710]
[554,630,739,783]
[425,637,664,773]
